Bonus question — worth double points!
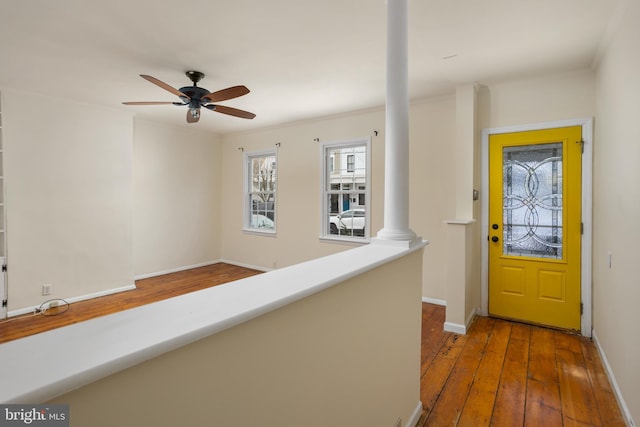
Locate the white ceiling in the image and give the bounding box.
[0,0,620,134]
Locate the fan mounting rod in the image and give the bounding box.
[186,70,204,85]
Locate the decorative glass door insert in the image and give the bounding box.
[503,143,563,259]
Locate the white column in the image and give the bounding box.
[376,0,418,244]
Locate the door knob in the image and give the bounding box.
[491,236,499,243]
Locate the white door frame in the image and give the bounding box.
[480,118,593,337]
[0,91,5,319]
[0,257,5,319]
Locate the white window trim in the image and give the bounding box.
[320,137,371,243]
[243,149,277,235]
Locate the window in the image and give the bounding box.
[245,150,276,233]
[347,154,355,172]
[322,138,370,240]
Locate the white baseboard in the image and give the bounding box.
[592,329,636,427]
[8,260,267,317]
[220,259,272,272]
[407,401,423,427]
[8,258,264,317]
[134,260,222,280]
[443,321,466,334]
[422,297,446,306]
[8,284,137,318]
[443,307,477,335]
[135,259,271,281]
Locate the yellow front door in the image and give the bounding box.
[489,126,582,330]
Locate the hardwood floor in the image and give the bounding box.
[0,263,262,344]
[0,266,626,426]
[417,303,626,427]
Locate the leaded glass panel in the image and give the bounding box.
[503,143,563,259]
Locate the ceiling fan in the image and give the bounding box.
[123,70,255,123]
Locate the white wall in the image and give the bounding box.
[133,120,222,277]
[220,71,597,307]
[409,97,457,301]
[220,110,386,270]
[477,68,596,129]
[2,91,134,311]
[0,96,224,312]
[0,69,599,313]
[593,0,640,423]
[221,97,456,300]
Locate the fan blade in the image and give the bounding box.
[140,74,190,100]
[186,108,201,123]
[204,104,256,119]
[201,85,250,103]
[122,101,175,105]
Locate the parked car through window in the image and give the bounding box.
[329,209,365,237]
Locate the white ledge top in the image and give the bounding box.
[444,219,476,225]
[0,241,426,404]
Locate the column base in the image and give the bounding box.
[373,229,424,249]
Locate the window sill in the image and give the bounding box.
[319,235,370,245]
[242,228,277,237]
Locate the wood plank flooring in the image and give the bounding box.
[0,263,262,344]
[0,265,626,427]
[417,303,626,427]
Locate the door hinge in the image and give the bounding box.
[577,140,585,153]
[1,299,6,308]
[581,222,584,235]
[580,302,584,315]
[1,264,6,272]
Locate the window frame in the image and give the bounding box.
[320,137,371,242]
[244,149,277,235]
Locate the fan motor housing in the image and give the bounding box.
[178,86,211,107]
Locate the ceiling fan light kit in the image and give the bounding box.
[123,70,255,124]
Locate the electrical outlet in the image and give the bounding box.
[42,284,53,296]
[48,300,59,308]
